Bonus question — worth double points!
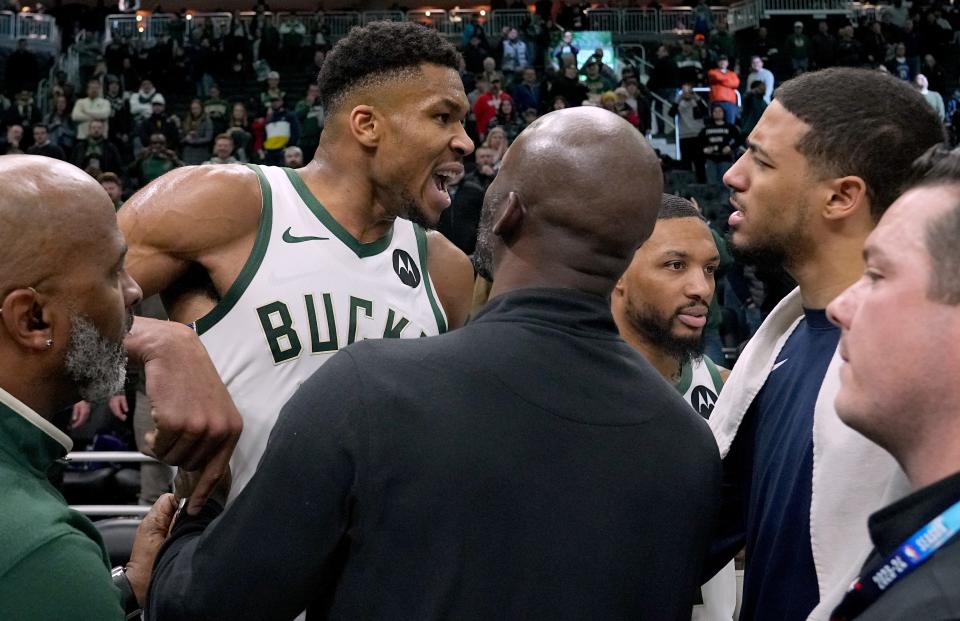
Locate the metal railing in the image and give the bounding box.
[585,8,622,34]
[0,11,13,39]
[320,11,362,38]
[66,451,159,518]
[407,9,449,32]
[0,12,60,51]
[728,0,763,32]
[762,0,851,14]
[361,10,406,25]
[488,9,531,36]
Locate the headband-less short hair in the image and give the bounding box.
[317,21,461,113]
[906,145,960,304]
[774,68,945,221]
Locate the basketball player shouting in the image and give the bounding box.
[120,22,475,501]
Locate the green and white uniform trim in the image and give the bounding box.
[674,355,724,419]
[195,164,448,501]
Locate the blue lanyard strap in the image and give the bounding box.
[831,498,960,621]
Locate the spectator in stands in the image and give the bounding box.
[128,133,183,188]
[202,84,229,136]
[921,54,947,96]
[4,38,39,97]
[463,35,490,76]
[260,71,286,112]
[71,120,122,175]
[284,146,304,168]
[438,145,497,255]
[486,98,525,143]
[481,56,501,87]
[4,90,42,148]
[27,125,66,161]
[104,36,129,78]
[45,94,76,153]
[602,90,640,130]
[693,0,713,35]
[71,79,113,140]
[897,19,922,75]
[482,127,508,168]
[750,26,774,65]
[888,43,912,81]
[0,155,179,621]
[511,67,543,114]
[836,26,863,67]
[915,74,945,121]
[671,83,709,182]
[261,94,300,166]
[708,55,740,125]
[137,96,180,153]
[747,55,775,104]
[647,45,679,135]
[98,172,125,210]
[691,33,716,72]
[0,124,23,156]
[188,38,216,99]
[552,30,579,68]
[129,79,163,123]
[180,99,214,166]
[739,80,767,137]
[521,107,539,130]
[474,77,513,141]
[206,134,239,165]
[675,40,704,87]
[295,83,324,162]
[699,104,741,187]
[500,28,529,86]
[708,23,734,59]
[226,102,253,163]
[784,21,812,75]
[549,64,588,109]
[582,58,616,99]
[811,21,837,69]
[862,20,889,66]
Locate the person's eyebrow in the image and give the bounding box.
[745,139,775,163]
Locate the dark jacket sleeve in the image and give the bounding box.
[147,350,367,620]
[703,409,752,582]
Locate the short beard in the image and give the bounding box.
[625,299,705,366]
[472,191,500,281]
[728,196,812,271]
[64,314,128,402]
[398,189,434,230]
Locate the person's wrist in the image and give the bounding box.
[111,565,143,619]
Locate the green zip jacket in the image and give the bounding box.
[0,389,124,620]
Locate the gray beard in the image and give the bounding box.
[64,314,128,402]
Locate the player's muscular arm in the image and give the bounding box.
[119,164,262,318]
[426,231,474,330]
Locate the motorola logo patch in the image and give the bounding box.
[692,386,718,419]
[392,249,421,288]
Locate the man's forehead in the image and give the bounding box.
[749,101,809,157]
[644,217,716,252]
[875,186,956,249]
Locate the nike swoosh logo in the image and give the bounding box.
[772,359,789,371]
[282,227,329,243]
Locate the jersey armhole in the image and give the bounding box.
[194,164,274,335]
[414,224,448,334]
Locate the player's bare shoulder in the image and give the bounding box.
[425,230,474,329]
[120,164,263,261]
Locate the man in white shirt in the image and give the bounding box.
[71,79,111,140]
[747,56,775,104]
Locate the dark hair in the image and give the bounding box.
[33,123,48,131]
[750,80,764,90]
[659,194,704,221]
[775,68,945,221]
[907,145,960,304]
[317,21,461,112]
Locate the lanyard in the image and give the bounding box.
[831,498,960,621]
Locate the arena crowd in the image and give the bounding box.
[1,2,960,620]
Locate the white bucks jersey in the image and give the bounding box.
[675,356,724,419]
[196,164,447,500]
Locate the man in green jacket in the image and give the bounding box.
[0,155,184,619]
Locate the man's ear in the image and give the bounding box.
[348,105,381,148]
[492,192,524,241]
[823,175,869,222]
[1,289,54,352]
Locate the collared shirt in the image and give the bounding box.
[840,471,960,620]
